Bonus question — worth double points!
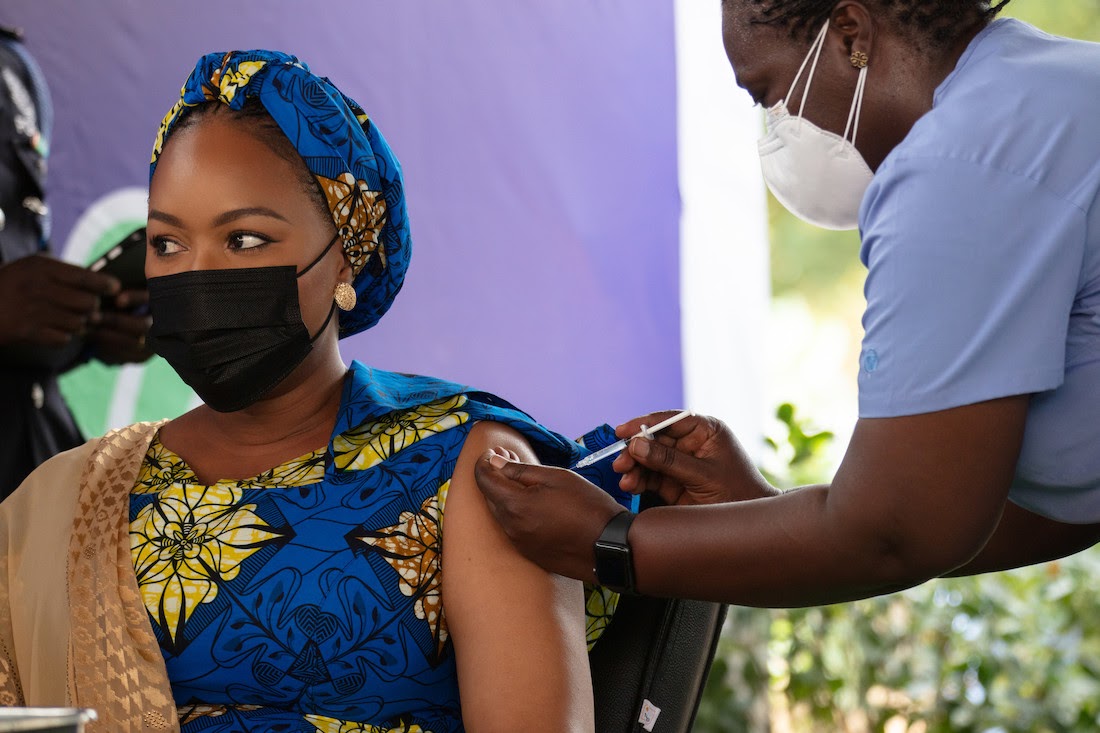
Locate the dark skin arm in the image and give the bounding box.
[614,409,1100,580]
[477,397,1036,607]
[943,501,1100,577]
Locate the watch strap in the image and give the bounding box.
[593,510,637,594]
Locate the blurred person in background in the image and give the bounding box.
[0,22,150,500]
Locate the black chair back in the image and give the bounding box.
[590,591,727,732]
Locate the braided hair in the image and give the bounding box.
[743,0,1014,49]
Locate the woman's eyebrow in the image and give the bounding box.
[146,207,290,228]
[147,209,184,226]
[211,207,290,227]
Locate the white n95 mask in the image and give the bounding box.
[758,22,873,231]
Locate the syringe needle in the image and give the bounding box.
[570,410,693,470]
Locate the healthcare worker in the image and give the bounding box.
[474,0,1100,605]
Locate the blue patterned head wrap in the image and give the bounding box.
[150,50,410,337]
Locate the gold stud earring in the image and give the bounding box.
[334,282,357,312]
[850,51,869,69]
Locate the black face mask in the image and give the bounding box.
[148,234,340,413]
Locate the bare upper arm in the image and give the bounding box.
[830,395,1030,580]
[443,420,593,732]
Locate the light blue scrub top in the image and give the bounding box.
[857,19,1100,522]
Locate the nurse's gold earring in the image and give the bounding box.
[850,50,869,69]
[334,282,357,311]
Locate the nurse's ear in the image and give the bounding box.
[829,1,876,64]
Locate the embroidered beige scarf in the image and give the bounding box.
[0,422,178,732]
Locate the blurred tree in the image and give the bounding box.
[696,404,1100,733]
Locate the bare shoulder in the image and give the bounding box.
[445,419,540,547]
[459,419,540,466]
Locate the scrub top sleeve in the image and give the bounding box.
[857,155,1087,418]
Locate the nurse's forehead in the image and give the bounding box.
[723,16,791,83]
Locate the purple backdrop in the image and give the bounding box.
[11,1,681,438]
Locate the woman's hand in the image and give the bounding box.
[612,410,777,506]
[474,449,624,581]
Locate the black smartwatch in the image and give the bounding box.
[593,511,637,594]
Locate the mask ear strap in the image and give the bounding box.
[788,21,830,119]
[309,301,338,343]
[842,64,868,147]
[297,231,342,279]
[300,231,344,341]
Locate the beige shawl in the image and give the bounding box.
[0,421,179,732]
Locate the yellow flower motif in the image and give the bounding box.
[130,483,282,644]
[151,93,194,164]
[316,172,387,276]
[209,60,266,104]
[133,436,326,494]
[353,483,448,658]
[178,704,262,725]
[132,436,198,494]
[584,584,620,651]
[305,715,427,733]
[333,396,468,472]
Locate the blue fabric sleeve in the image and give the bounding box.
[857,155,1087,417]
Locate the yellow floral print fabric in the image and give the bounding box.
[130,482,285,645]
[127,364,627,733]
[332,395,469,472]
[352,482,449,657]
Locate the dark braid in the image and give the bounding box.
[744,0,1014,49]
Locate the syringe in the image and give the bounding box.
[571,410,693,470]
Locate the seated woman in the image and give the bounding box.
[0,50,624,733]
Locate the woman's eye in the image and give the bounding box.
[228,232,271,250]
[150,236,184,256]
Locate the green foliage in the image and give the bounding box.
[761,403,835,489]
[693,404,1100,732]
[1004,0,1100,41]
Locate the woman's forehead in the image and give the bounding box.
[150,117,313,213]
[159,115,290,176]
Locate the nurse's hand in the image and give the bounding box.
[612,410,777,506]
[474,449,623,582]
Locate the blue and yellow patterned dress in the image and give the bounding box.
[127,361,628,733]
